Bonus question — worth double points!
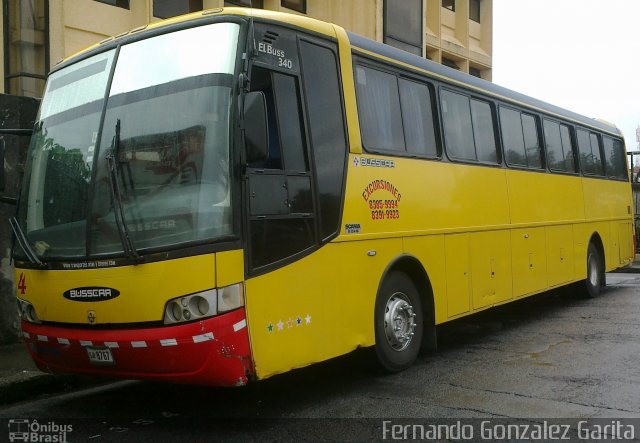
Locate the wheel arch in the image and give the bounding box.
[377,254,437,351]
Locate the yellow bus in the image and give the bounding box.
[9,8,633,385]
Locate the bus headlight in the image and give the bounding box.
[162,283,245,325]
[17,298,41,324]
[217,283,244,313]
[163,289,217,325]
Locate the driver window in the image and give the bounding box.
[247,66,315,270]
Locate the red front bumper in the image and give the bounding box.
[21,309,253,386]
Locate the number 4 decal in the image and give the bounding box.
[18,273,26,295]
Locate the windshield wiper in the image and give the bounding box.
[9,217,43,266]
[105,119,139,260]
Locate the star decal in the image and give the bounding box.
[267,315,313,333]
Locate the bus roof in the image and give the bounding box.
[347,32,622,138]
[59,7,337,68]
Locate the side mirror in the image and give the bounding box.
[243,91,269,164]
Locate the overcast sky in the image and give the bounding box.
[493,0,640,152]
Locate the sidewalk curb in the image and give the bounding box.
[0,372,108,406]
[0,373,73,405]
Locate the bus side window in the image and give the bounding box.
[441,89,475,161]
[500,107,542,169]
[441,90,499,164]
[576,129,595,174]
[470,98,498,164]
[398,78,438,158]
[521,114,542,169]
[612,138,628,180]
[249,67,282,169]
[590,133,604,176]
[500,107,526,167]
[355,65,405,152]
[544,119,576,172]
[559,124,576,172]
[272,73,308,171]
[603,136,628,180]
[248,67,282,169]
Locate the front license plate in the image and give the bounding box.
[87,346,115,365]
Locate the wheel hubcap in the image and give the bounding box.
[383,292,417,351]
[588,254,599,287]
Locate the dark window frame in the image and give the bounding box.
[225,0,264,7]
[153,0,203,19]
[383,0,423,56]
[94,0,130,9]
[469,66,482,78]
[281,0,306,13]
[442,57,460,70]
[442,0,455,12]
[469,0,480,22]
[225,0,250,6]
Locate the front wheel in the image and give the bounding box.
[581,243,604,298]
[374,271,423,372]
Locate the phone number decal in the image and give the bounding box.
[362,179,402,221]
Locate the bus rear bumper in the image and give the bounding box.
[20,309,253,387]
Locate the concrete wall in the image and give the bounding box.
[0,93,39,344]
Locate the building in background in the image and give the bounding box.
[1,0,493,99]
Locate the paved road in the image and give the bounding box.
[1,274,639,440]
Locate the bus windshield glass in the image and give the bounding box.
[17,22,240,260]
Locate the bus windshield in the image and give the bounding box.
[17,22,240,260]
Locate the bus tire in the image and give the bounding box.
[582,243,604,298]
[374,271,423,372]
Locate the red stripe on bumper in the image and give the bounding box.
[21,309,253,387]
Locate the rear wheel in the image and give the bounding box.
[374,271,423,372]
[582,243,603,298]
